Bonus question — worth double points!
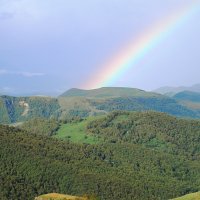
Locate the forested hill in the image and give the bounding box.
[173,91,200,102]
[1,112,200,200]
[1,87,200,124]
[0,95,60,124]
[87,111,200,156]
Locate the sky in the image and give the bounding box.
[0,0,200,96]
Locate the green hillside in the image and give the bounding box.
[58,87,200,119]
[1,112,200,200]
[0,95,60,124]
[178,101,200,111]
[173,91,200,102]
[1,87,200,124]
[87,111,200,156]
[171,192,200,200]
[172,91,200,112]
[90,96,200,118]
[0,97,10,123]
[58,96,106,118]
[54,117,100,144]
[21,118,60,136]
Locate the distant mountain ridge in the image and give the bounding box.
[60,87,159,98]
[173,91,200,102]
[154,84,200,95]
[1,87,200,124]
[59,87,200,119]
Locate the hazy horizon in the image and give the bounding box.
[0,0,200,96]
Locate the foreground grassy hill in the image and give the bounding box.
[171,192,200,200]
[1,111,200,199]
[35,193,88,200]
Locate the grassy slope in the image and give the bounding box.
[35,193,86,200]
[171,192,200,200]
[54,117,101,144]
[58,97,107,118]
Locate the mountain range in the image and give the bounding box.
[1,87,200,124]
[154,83,200,95]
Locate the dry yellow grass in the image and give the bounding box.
[171,192,200,200]
[35,193,87,200]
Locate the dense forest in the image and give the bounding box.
[173,91,200,102]
[91,96,200,118]
[1,111,200,200]
[87,111,200,157]
[21,118,60,136]
[0,96,60,124]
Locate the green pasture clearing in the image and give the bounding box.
[54,117,102,144]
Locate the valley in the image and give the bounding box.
[1,110,200,199]
[2,0,199,199]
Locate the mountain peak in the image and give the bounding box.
[59,87,159,98]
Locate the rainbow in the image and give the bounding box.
[83,1,200,89]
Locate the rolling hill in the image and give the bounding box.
[173,91,200,102]
[172,91,200,111]
[1,111,200,200]
[1,87,200,124]
[87,111,200,156]
[58,87,200,119]
[60,87,159,98]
